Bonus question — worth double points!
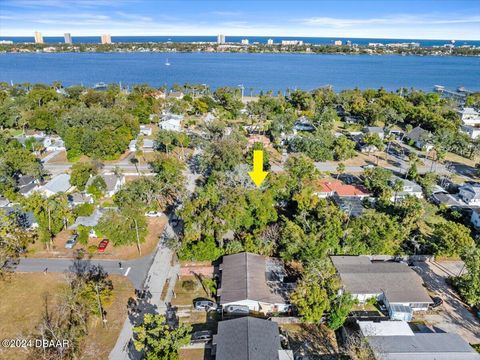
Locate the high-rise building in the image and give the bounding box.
[101,33,112,44]
[241,39,249,45]
[64,33,72,44]
[267,39,274,45]
[217,34,225,44]
[34,31,44,44]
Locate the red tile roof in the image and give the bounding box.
[314,179,370,197]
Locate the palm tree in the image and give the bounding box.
[336,163,346,179]
[393,179,404,203]
[130,157,139,174]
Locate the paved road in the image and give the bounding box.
[15,255,154,289]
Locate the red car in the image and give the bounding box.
[97,239,110,253]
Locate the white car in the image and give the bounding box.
[145,211,163,217]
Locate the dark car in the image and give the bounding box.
[191,330,213,343]
[193,300,217,311]
[65,234,78,249]
[430,296,443,308]
[97,239,110,253]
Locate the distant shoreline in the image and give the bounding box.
[1,42,480,57]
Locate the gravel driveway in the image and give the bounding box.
[414,261,480,344]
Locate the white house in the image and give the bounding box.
[458,107,480,126]
[462,125,480,139]
[40,174,72,197]
[43,136,66,152]
[129,139,155,152]
[389,176,423,201]
[139,125,152,136]
[218,252,293,314]
[159,113,183,132]
[331,256,432,320]
[458,183,480,206]
[87,174,125,198]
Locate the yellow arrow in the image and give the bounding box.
[248,149,268,187]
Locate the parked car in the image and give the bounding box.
[145,211,163,217]
[361,164,376,169]
[224,304,250,315]
[191,330,213,343]
[97,239,110,253]
[193,300,217,311]
[65,234,78,249]
[430,296,443,308]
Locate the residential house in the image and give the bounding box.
[0,197,10,207]
[343,115,363,124]
[149,90,166,99]
[159,113,183,132]
[212,317,293,360]
[69,208,106,238]
[16,175,40,197]
[458,183,480,206]
[247,134,271,148]
[168,91,184,99]
[0,206,38,229]
[363,127,385,140]
[470,208,480,229]
[87,174,125,198]
[389,176,423,201]
[312,179,370,199]
[333,196,367,218]
[218,252,293,314]
[462,125,480,140]
[458,107,480,126]
[139,125,153,136]
[68,193,94,207]
[40,174,72,197]
[43,136,65,152]
[293,117,315,132]
[405,126,433,151]
[331,256,433,320]
[129,139,155,152]
[368,332,479,360]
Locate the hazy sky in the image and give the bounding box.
[1,0,479,40]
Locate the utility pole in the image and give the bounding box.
[95,283,106,328]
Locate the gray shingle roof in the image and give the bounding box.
[219,252,287,305]
[331,256,432,304]
[406,126,432,143]
[69,208,105,229]
[213,317,281,360]
[43,174,71,193]
[368,333,480,360]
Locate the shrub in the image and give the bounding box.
[77,225,90,245]
[181,280,197,291]
[73,203,95,217]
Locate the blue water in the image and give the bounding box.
[1,36,479,47]
[1,52,479,92]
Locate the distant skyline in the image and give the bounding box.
[1,0,479,40]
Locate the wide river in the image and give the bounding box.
[1,52,479,92]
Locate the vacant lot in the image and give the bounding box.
[0,273,134,360]
[28,216,166,260]
[171,276,213,307]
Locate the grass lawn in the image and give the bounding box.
[0,273,133,360]
[280,323,339,358]
[81,275,135,359]
[171,276,213,307]
[28,216,166,260]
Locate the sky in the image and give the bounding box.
[0,0,479,40]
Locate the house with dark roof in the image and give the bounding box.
[218,252,293,314]
[368,333,480,360]
[212,317,293,360]
[331,256,432,320]
[405,126,433,151]
[458,183,480,206]
[1,206,38,229]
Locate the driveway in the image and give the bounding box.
[414,261,480,344]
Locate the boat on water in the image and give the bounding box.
[165,59,171,66]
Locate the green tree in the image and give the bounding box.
[70,161,97,191]
[328,293,355,330]
[133,314,192,360]
[433,221,475,257]
[87,175,107,200]
[453,247,480,307]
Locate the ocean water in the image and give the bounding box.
[1,52,479,92]
[1,36,479,47]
